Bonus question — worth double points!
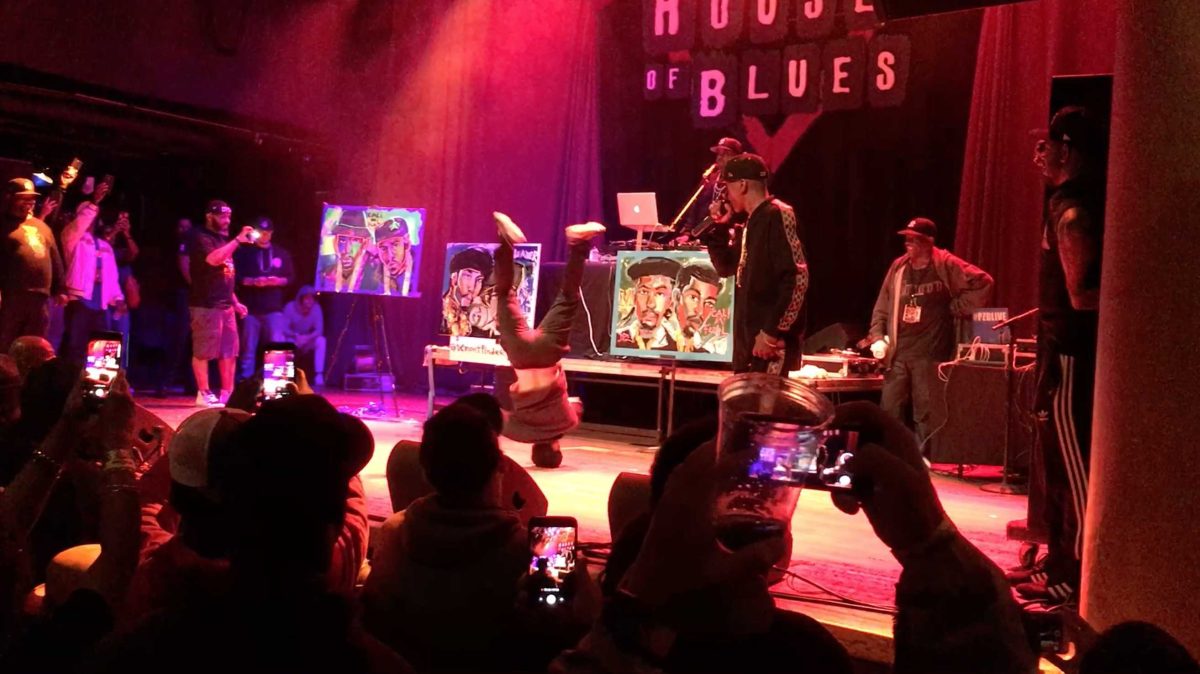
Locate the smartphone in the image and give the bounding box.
[527,516,578,607]
[737,422,859,492]
[83,332,123,406]
[248,229,262,242]
[260,342,296,401]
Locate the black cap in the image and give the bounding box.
[67,158,83,171]
[206,199,231,215]
[449,247,494,278]
[721,153,769,182]
[250,216,273,231]
[5,178,39,197]
[709,137,744,154]
[627,256,682,281]
[1049,106,1104,157]
[898,217,937,239]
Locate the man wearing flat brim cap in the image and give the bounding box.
[699,153,809,373]
[0,178,68,353]
[615,256,683,351]
[863,216,993,449]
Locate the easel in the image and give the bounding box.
[327,294,402,419]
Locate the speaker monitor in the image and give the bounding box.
[386,440,548,527]
[874,0,1033,21]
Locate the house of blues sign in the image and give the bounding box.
[642,0,911,128]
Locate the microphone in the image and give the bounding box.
[702,163,717,180]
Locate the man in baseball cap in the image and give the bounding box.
[0,178,67,353]
[701,153,809,373]
[862,217,993,449]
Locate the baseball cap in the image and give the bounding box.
[709,137,744,154]
[6,178,40,197]
[206,199,232,215]
[250,216,274,231]
[168,408,253,492]
[722,153,769,182]
[1049,106,1104,156]
[898,217,937,239]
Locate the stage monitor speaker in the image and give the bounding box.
[804,322,862,354]
[386,440,548,526]
[874,0,1033,21]
[607,472,652,541]
[929,360,1035,468]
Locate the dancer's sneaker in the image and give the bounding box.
[195,390,220,407]
[494,211,528,245]
[566,221,606,245]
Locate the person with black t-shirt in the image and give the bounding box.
[0,178,67,353]
[233,216,294,380]
[864,218,993,449]
[1008,106,1106,607]
[188,200,252,407]
[700,154,808,374]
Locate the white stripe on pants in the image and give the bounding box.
[1052,353,1089,560]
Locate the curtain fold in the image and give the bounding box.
[334,0,604,385]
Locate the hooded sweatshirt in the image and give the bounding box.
[362,495,528,665]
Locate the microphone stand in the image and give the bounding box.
[667,166,716,234]
[981,307,1039,495]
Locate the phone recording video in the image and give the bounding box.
[260,342,296,401]
[83,332,122,404]
[526,516,577,607]
[742,425,859,491]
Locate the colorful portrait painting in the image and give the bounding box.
[440,242,540,339]
[610,250,734,363]
[315,204,424,297]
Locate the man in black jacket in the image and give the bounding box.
[700,154,808,374]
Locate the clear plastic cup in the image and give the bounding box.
[713,373,835,551]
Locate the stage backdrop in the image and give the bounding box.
[598,1,983,344]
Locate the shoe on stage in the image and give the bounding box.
[494,211,528,245]
[566,222,606,245]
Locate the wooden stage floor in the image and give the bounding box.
[142,389,1033,667]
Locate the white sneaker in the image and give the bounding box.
[196,390,220,407]
[218,390,231,405]
[493,211,528,245]
[565,222,606,245]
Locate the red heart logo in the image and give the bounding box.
[742,113,821,172]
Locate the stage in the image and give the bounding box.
[141,388,1034,669]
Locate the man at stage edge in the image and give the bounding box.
[493,212,605,468]
[0,178,66,353]
[188,200,251,407]
[233,216,294,380]
[701,154,808,373]
[1008,106,1106,607]
[614,256,683,352]
[863,217,993,449]
[283,285,326,386]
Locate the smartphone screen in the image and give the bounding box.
[740,426,858,491]
[84,334,122,400]
[260,344,296,400]
[528,517,578,607]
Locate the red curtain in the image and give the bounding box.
[349,1,605,381]
[954,0,1117,328]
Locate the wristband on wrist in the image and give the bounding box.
[891,518,958,563]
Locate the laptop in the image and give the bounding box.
[616,192,660,228]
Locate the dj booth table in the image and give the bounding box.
[424,345,883,442]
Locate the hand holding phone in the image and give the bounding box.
[83,332,123,409]
[259,343,297,401]
[526,516,578,608]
